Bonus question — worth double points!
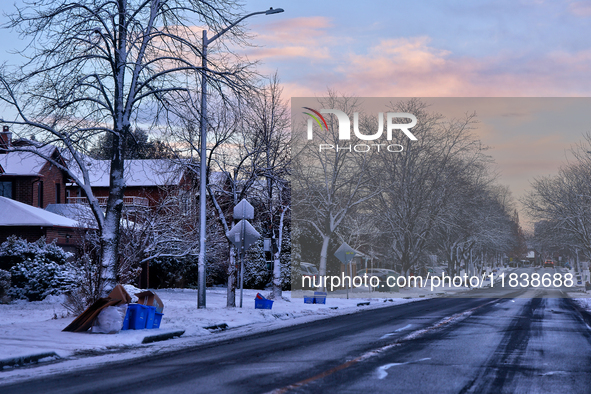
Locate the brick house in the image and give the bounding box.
[65,158,191,210]
[1,127,228,285]
[0,196,83,255]
[0,129,67,208]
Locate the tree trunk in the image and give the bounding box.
[272,253,282,299]
[100,136,126,296]
[319,234,330,290]
[227,246,237,307]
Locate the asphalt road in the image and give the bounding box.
[3,269,591,394]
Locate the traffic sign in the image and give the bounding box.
[334,242,356,265]
[233,199,255,220]
[227,219,261,250]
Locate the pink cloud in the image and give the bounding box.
[568,1,591,17]
[254,16,334,45]
[243,16,337,60]
[290,36,591,97]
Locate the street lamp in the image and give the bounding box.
[198,7,284,308]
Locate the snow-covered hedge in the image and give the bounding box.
[9,259,77,301]
[0,269,10,303]
[243,233,291,290]
[0,236,76,301]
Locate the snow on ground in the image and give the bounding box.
[0,287,421,385]
[3,268,585,386]
[573,297,591,314]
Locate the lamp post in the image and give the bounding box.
[198,7,284,308]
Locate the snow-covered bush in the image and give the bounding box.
[0,236,76,301]
[9,259,77,301]
[243,233,291,290]
[0,236,72,269]
[243,239,271,289]
[0,269,10,303]
[64,254,103,314]
[150,256,199,288]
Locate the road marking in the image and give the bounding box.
[266,299,499,394]
[377,358,431,379]
[541,371,569,376]
[379,324,413,339]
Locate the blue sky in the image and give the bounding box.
[244,0,591,97]
[244,0,591,226]
[2,0,591,224]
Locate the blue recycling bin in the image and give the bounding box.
[254,297,274,309]
[313,292,327,304]
[152,312,163,329]
[127,304,149,329]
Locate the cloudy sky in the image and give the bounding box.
[2,0,591,225]
[243,0,591,225]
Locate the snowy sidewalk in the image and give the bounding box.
[0,288,418,374]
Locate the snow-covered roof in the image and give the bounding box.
[0,145,56,176]
[0,197,80,227]
[45,204,98,229]
[45,203,133,230]
[70,158,185,187]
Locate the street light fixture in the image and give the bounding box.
[197,7,284,308]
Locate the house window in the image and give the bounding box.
[0,181,12,198]
[55,183,61,204]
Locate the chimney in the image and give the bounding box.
[0,125,12,153]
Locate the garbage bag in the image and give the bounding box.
[91,304,128,334]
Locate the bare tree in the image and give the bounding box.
[0,0,254,294]
[434,184,515,278]
[377,100,486,279]
[292,93,380,286]
[243,75,290,299]
[174,95,270,307]
[524,159,591,259]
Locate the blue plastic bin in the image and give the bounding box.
[313,292,327,304]
[145,306,156,329]
[304,296,315,304]
[254,298,274,309]
[127,304,149,329]
[152,312,163,329]
[121,306,130,330]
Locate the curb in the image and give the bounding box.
[0,352,60,369]
[142,330,185,344]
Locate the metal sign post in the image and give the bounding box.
[334,243,356,299]
[228,199,260,308]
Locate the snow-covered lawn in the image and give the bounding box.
[0,287,419,385]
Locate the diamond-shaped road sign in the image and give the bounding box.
[334,242,356,265]
[233,199,255,220]
[227,219,261,250]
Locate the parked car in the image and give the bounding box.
[357,268,397,279]
[300,262,319,289]
[356,268,399,284]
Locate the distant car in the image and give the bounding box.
[357,268,399,287]
[300,262,319,288]
[356,268,386,277]
[543,260,555,268]
[357,268,398,280]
